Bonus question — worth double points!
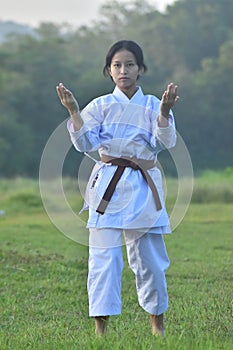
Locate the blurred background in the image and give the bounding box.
[0,0,232,177]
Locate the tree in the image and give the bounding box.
[0,0,232,176]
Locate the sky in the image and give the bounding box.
[0,0,176,28]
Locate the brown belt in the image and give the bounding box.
[96,155,162,215]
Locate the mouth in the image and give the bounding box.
[119,77,128,81]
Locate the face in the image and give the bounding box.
[109,49,141,98]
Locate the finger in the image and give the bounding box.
[56,85,63,100]
[61,84,73,98]
[173,85,178,97]
[56,83,70,104]
[167,82,174,93]
[168,84,178,100]
[57,82,65,93]
[161,91,168,102]
[58,83,69,95]
[65,89,72,97]
[56,83,66,97]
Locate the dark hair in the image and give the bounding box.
[103,40,147,78]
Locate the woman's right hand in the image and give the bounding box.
[56,82,83,131]
[56,82,80,115]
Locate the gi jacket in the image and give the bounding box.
[68,86,176,233]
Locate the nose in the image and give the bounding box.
[120,65,127,74]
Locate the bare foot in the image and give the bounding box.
[95,316,109,336]
[149,314,164,336]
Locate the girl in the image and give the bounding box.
[56,40,179,336]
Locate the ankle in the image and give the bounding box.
[95,316,109,336]
[149,313,164,336]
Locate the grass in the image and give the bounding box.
[0,173,233,349]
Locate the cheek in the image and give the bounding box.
[109,71,116,82]
[109,68,116,77]
[110,69,118,78]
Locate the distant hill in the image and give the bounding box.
[0,20,35,43]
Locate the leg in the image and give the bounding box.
[88,228,123,335]
[125,231,170,335]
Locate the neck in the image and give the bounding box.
[121,86,138,99]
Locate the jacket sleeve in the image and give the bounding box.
[67,100,103,152]
[154,113,177,150]
[149,96,177,152]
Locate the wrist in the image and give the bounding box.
[158,114,169,127]
[69,109,80,118]
[68,100,80,115]
[69,110,83,131]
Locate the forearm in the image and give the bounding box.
[69,110,83,131]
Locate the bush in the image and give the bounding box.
[191,168,233,203]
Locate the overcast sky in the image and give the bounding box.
[0,0,176,28]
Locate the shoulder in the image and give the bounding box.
[81,93,115,121]
[136,86,160,105]
[88,93,115,107]
[143,93,161,111]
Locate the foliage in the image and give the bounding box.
[0,0,233,177]
[191,167,233,203]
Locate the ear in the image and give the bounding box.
[137,67,143,80]
[139,67,143,75]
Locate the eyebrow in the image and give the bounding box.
[112,59,136,63]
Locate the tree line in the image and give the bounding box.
[0,0,232,177]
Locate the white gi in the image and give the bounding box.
[68,86,176,316]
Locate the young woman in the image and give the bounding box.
[56,40,179,336]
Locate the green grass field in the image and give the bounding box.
[0,172,232,350]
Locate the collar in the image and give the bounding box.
[112,86,144,104]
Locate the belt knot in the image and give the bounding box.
[96,155,162,215]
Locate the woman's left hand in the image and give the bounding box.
[160,83,179,119]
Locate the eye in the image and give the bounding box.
[127,63,135,67]
[113,63,121,68]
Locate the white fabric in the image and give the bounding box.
[67,86,176,231]
[88,228,170,317]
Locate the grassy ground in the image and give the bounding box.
[0,174,232,349]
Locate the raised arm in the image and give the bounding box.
[56,82,83,131]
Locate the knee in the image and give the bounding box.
[89,247,123,271]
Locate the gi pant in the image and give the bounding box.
[88,228,170,317]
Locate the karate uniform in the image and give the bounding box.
[68,86,176,316]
